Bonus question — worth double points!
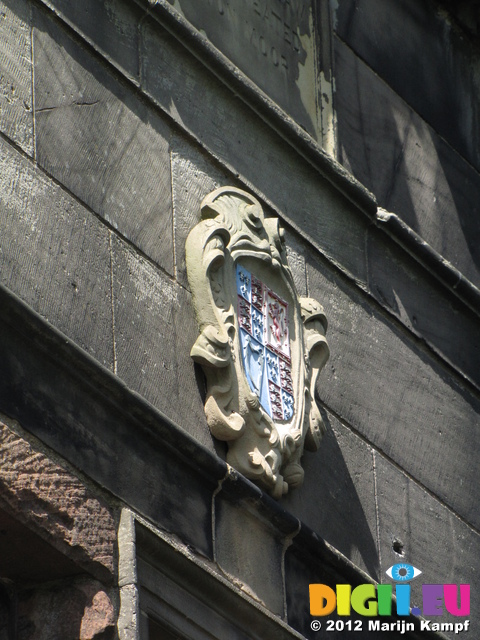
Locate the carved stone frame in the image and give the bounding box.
[186,187,329,498]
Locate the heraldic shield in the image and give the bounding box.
[186,187,329,498]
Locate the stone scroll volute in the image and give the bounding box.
[186,187,329,498]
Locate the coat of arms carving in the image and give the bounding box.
[186,187,329,498]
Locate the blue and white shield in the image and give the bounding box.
[236,264,294,421]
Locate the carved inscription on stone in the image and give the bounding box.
[186,187,329,498]
[169,0,328,141]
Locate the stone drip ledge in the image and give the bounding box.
[0,284,450,640]
[36,0,480,320]
[118,510,450,640]
[376,208,480,317]
[132,0,376,217]
[117,510,450,640]
[117,509,306,640]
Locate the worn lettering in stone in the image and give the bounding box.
[169,0,327,140]
[186,187,329,497]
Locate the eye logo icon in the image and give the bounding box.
[386,563,422,582]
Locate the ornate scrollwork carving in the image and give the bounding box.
[186,187,329,498]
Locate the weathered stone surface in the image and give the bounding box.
[283,411,379,579]
[171,135,230,289]
[334,39,403,207]
[18,577,115,640]
[333,0,480,173]
[110,235,212,448]
[33,8,174,275]
[0,419,116,580]
[0,302,220,558]
[335,38,480,288]
[214,494,285,616]
[306,256,480,530]
[174,285,217,447]
[141,17,369,284]
[168,0,327,141]
[136,516,303,640]
[0,0,34,155]
[39,0,142,80]
[0,135,114,368]
[387,130,480,287]
[367,226,480,387]
[376,453,480,634]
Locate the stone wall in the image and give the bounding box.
[0,0,478,638]
[0,417,116,639]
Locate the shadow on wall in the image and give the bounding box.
[16,578,115,640]
[284,408,380,582]
[335,36,480,287]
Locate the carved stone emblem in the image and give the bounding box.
[186,187,329,498]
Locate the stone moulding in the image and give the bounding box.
[186,187,329,498]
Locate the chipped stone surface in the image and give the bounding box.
[0,314,219,561]
[118,585,139,640]
[0,420,116,580]
[80,586,116,640]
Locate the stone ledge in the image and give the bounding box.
[140,0,480,319]
[35,0,480,321]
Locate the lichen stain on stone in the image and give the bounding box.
[320,69,336,156]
